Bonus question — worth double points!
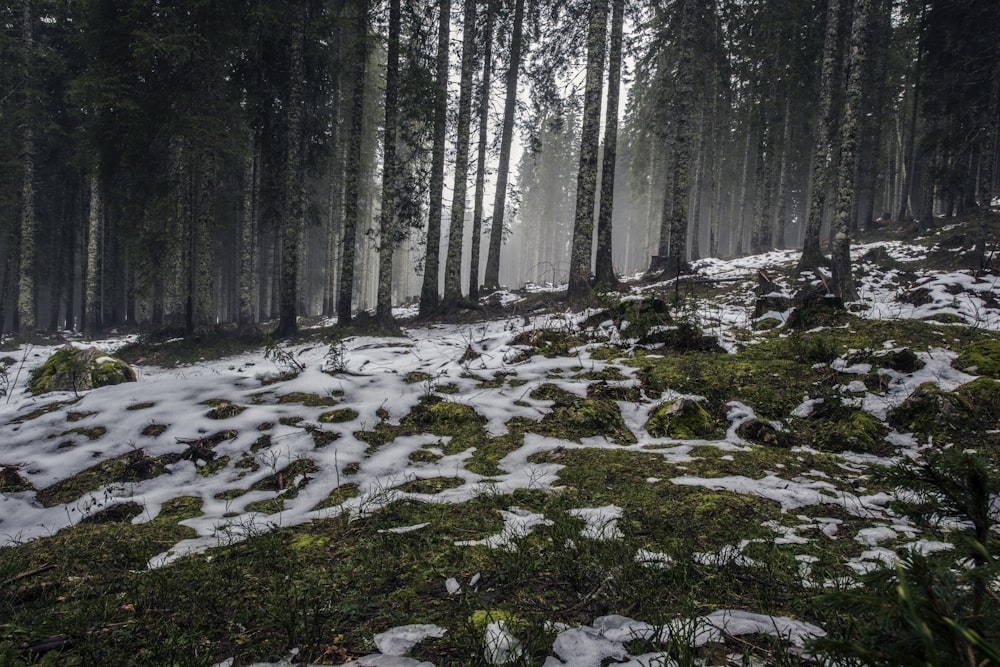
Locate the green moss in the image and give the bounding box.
[956,340,1000,378]
[62,425,107,440]
[126,401,156,411]
[887,382,971,435]
[409,448,443,464]
[202,399,246,420]
[8,399,79,424]
[645,399,721,439]
[214,488,248,501]
[141,422,169,437]
[404,371,434,384]
[396,476,464,494]
[196,455,231,477]
[795,409,889,454]
[311,483,360,511]
[28,346,136,395]
[277,392,339,407]
[66,411,96,422]
[955,377,1000,429]
[157,496,204,521]
[531,395,637,445]
[36,449,169,507]
[245,498,284,514]
[318,408,360,423]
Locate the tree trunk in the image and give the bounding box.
[689,96,706,262]
[238,136,260,332]
[830,0,872,301]
[84,172,102,336]
[567,0,609,304]
[468,0,496,300]
[774,97,793,250]
[17,0,36,334]
[338,0,369,325]
[731,112,754,257]
[798,0,841,271]
[443,0,477,304]
[419,0,452,315]
[483,0,524,293]
[375,0,401,328]
[662,0,697,279]
[276,1,306,337]
[594,0,624,288]
[192,149,216,335]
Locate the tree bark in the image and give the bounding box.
[338,0,369,325]
[84,172,102,336]
[276,1,306,337]
[468,0,496,300]
[17,0,36,334]
[443,0,478,304]
[567,0,609,305]
[797,0,841,272]
[419,0,451,315]
[375,0,401,328]
[238,136,260,332]
[594,0,624,288]
[830,0,872,301]
[774,97,793,250]
[482,0,524,292]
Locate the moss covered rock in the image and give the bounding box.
[645,398,720,439]
[955,340,1000,378]
[28,346,137,395]
[887,382,971,435]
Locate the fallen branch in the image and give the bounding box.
[1,563,55,587]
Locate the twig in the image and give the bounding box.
[1,563,55,587]
[6,344,31,404]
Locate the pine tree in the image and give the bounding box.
[594,0,624,288]
[375,0,402,328]
[566,0,608,305]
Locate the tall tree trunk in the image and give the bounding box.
[483,0,524,292]
[731,112,754,257]
[897,16,922,222]
[689,99,706,263]
[774,97,793,250]
[277,2,306,337]
[567,0,609,304]
[375,0,401,327]
[661,0,697,279]
[84,172,102,336]
[798,0,842,271]
[419,0,452,314]
[594,0,624,288]
[468,0,496,300]
[192,150,216,334]
[338,0,369,325]
[17,0,35,334]
[830,0,872,301]
[443,0,477,304]
[238,136,260,332]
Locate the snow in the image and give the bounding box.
[3,235,998,666]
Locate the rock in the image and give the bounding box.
[884,349,924,373]
[736,418,791,448]
[887,382,970,435]
[28,346,137,395]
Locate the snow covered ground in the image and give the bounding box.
[2,231,998,666]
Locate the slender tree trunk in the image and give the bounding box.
[774,97,793,249]
[419,0,452,314]
[732,112,754,257]
[17,0,35,334]
[84,172,102,336]
[830,0,872,301]
[897,29,922,222]
[689,97,706,262]
[594,0,624,287]
[443,0,477,304]
[798,0,841,271]
[276,1,306,337]
[375,0,401,327]
[468,0,496,300]
[483,0,524,292]
[338,0,369,325]
[238,136,260,332]
[567,0,609,304]
[192,150,216,334]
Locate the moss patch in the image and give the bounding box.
[311,483,360,511]
[531,395,637,445]
[318,408,360,423]
[202,399,246,420]
[645,398,721,439]
[277,392,339,407]
[396,476,464,495]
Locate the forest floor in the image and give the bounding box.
[1,211,999,666]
